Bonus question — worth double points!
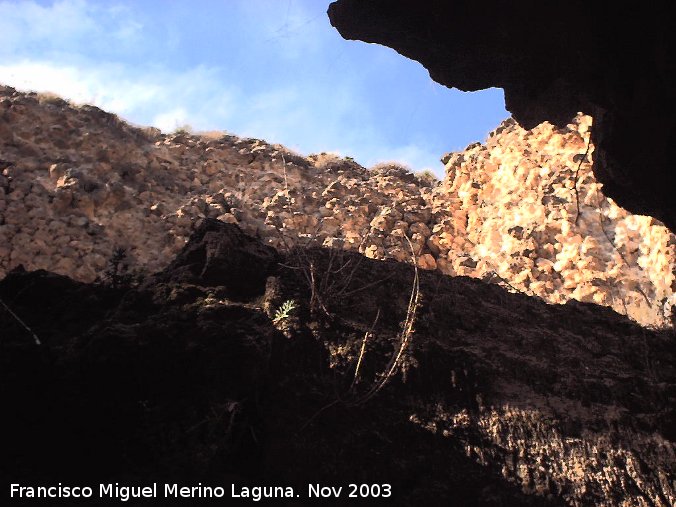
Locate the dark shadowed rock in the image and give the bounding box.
[1,226,674,505]
[154,218,279,300]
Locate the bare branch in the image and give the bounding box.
[0,297,41,345]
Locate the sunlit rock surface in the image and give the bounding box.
[1,85,673,326]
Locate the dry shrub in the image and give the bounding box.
[309,152,366,174]
[370,161,417,183]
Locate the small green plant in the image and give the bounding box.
[273,299,297,324]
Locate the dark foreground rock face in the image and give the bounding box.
[153,219,279,300]
[1,221,674,505]
[328,0,676,232]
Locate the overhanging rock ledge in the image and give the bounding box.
[328,0,676,232]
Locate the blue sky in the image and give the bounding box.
[0,0,507,176]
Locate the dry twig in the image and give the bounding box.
[0,297,41,345]
[573,127,593,225]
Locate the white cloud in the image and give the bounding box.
[0,0,93,46]
[0,0,141,57]
[0,60,237,132]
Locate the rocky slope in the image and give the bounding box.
[0,85,673,327]
[2,220,675,506]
